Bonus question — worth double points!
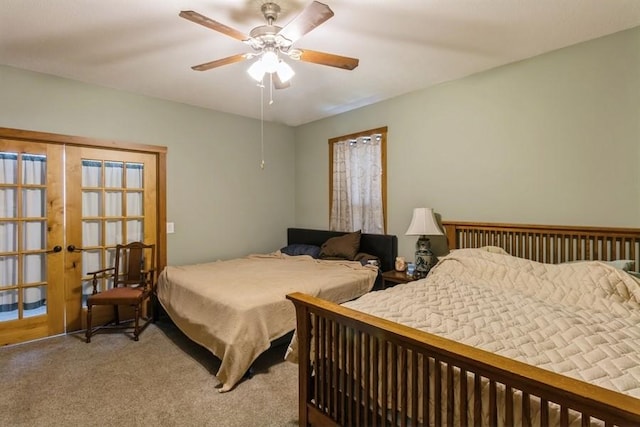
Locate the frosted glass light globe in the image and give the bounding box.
[262,51,279,73]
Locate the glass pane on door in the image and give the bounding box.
[0,289,18,322]
[0,222,17,251]
[105,191,122,216]
[23,254,46,283]
[22,188,46,216]
[82,221,101,247]
[0,255,18,286]
[22,154,46,185]
[23,221,46,251]
[105,221,123,245]
[82,191,101,217]
[0,152,18,184]
[126,192,143,216]
[105,161,123,188]
[126,163,143,188]
[23,286,46,318]
[82,160,101,187]
[127,219,143,243]
[0,188,17,217]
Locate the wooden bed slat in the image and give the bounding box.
[540,398,549,426]
[505,385,513,427]
[522,392,532,427]
[422,352,429,427]
[410,351,418,425]
[434,358,442,426]
[459,368,468,427]
[399,347,407,427]
[446,364,454,427]
[363,333,370,427]
[473,374,481,427]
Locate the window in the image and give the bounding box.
[329,127,387,234]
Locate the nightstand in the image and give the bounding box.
[381,270,416,289]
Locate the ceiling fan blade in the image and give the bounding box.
[297,49,359,70]
[191,53,249,71]
[272,73,291,90]
[179,10,249,42]
[278,1,334,43]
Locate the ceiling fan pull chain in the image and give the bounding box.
[260,83,265,170]
[269,73,274,105]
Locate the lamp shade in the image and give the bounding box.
[405,208,443,236]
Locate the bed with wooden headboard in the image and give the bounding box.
[287,221,640,427]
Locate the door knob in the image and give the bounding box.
[67,244,83,253]
[46,245,62,254]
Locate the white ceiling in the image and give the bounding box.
[2,1,640,126]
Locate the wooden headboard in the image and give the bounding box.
[442,221,640,272]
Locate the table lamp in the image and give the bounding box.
[405,207,443,279]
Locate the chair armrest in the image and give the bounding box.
[87,267,115,277]
[87,267,115,294]
[141,268,156,292]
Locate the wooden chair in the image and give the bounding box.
[85,242,156,343]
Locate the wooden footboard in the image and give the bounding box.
[287,292,640,427]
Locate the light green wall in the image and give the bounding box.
[0,65,296,265]
[294,26,640,259]
[2,26,638,264]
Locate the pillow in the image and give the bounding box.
[280,244,321,258]
[564,259,635,272]
[354,252,380,267]
[479,246,509,255]
[603,259,635,272]
[320,231,361,260]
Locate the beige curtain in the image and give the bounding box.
[330,134,383,234]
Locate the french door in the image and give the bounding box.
[0,138,160,346]
[0,141,65,345]
[65,146,157,331]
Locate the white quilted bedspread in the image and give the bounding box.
[343,248,640,397]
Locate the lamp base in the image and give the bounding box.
[413,235,437,279]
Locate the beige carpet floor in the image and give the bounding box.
[0,319,299,426]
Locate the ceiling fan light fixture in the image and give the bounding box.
[261,50,279,73]
[276,60,295,83]
[247,60,266,82]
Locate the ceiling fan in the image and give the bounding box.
[179,1,359,88]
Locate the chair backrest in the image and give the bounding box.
[113,242,155,288]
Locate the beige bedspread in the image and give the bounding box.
[341,248,640,425]
[157,252,377,392]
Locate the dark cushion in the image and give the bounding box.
[355,252,380,266]
[280,244,322,258]
[320,230,361,260]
